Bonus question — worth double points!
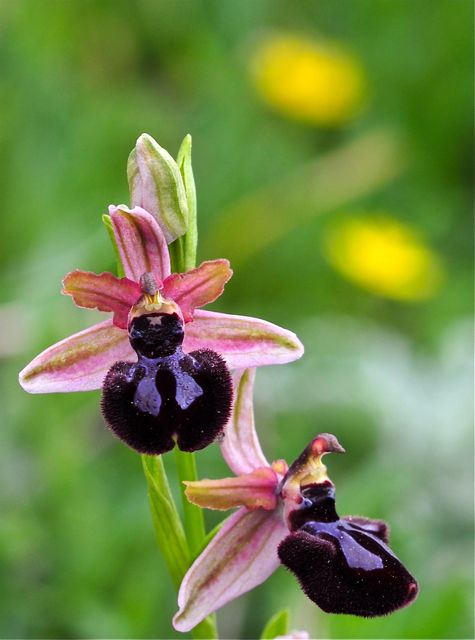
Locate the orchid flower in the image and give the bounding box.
[20,205,303,393]
[174,369,418,632]
[19,205,303,454]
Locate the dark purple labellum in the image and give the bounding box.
[279,482,418,617]
[101,313,232,454]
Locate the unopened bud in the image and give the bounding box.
[128,134,189,243]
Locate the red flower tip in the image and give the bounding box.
[310,433,345,457]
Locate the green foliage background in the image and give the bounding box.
[0,1,473,638]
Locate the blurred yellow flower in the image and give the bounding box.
[324,215,444,300]
[250,33,366,126]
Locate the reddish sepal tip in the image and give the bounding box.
[310,433,345,456]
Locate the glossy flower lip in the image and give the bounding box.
[19,206,304,394]
[251,33,366,126]
[174,369,418,632]
[278,520,418,618]
[324,214,444,300]
[101,327,233,455]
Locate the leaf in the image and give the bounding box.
[261,609,290,639]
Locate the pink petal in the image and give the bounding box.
[221,369,269,475]
[109,205,171,282]
[183,310,304,368]
[184,467,278,511]
[19,320,135,393]
[173,507,288,632]
[162,259,232,322]
[62,270,141,329]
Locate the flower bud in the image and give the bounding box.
[128,134,189,243]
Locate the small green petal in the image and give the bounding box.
[172,133,197,271]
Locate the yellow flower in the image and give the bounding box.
[324,215,444,300]
[250,33,366,126]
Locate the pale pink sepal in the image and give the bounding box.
[19,319,135,393]
[162,259,232,322]
[62,270,141,329]
[221,369,269,475]
[184,466,278,511]
[109,205,171,282]
[183,310,304,369]
[173,507,288,632]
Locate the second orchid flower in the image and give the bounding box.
[175,369,418,631]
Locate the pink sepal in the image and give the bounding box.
[162,259,232,322]
[19,320,135,393]
[62,270,141,329]
[221,369,269,475]
[173,507,288,632]
[184,466,278,511]
[183,310,304,369]
[109,205,171,282]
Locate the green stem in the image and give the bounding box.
[172,450,218,639]
[174,449,206,557]
[142,454,218,639]
[142,454,190,589]
[168,237,187,275]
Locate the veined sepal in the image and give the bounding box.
[173,506,288,632]
[260,609,290,639]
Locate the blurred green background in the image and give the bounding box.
[1,1,473,638]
